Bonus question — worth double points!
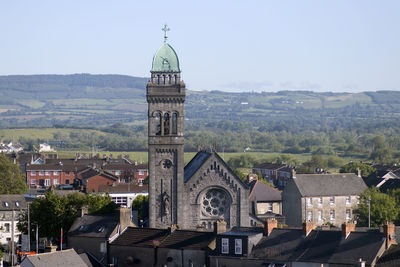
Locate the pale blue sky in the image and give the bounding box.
[0,1,399,92]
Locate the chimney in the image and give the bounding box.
[44,243,58,253]
[356,167,361,178]
[356,258,366,267]
[214,219,227,234]
[302,221,316,237]
[292,168,296,178]
[341,222,355,239]
[383,221,396,249]
[264,219,278,236]
[118,207,134,230]
[77,206,88,217]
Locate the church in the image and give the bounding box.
[147,27,250,230]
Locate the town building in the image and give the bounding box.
[67,207,134,265]
[0,194,27,245]
[20,248,88,267]
[282,172,366,227]
[98,183,148,208]
[147,27,249,230]
[252,162,294,189]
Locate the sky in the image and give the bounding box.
[0,1,399,93]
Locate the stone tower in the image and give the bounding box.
[147,26,186,228]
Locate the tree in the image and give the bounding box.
[0,154,28,194]
[17,191,117,244]
[340,162,376,177]
[353,188,398,227]
[131,195,149,223]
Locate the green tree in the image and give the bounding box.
[354,188,398,227]
[0,154,28,194]
[131,195,149,222]
[340,162,376,177]
[17,191,117,243]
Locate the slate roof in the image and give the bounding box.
[292,173,366,197]
[184,151,212,183]
[248,180,282,202]
[23,249,87,267]
[98,183,148,193]
[378,179,400,193]
[0,194,27,210]
[80,168,118,181]
[376,244,400,267]
[252,228,384,265]
[68,214,118,238]
[111,227,215,250]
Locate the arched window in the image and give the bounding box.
[168,75,172,84]
[163,75,166,84]
[155,113,161,135]
[174,74,178,84]
[164,113,170,135]
[157,75,160,84]
[172,113,177,134]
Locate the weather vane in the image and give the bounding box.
[162,24,170,43]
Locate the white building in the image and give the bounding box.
[39,143,55,153]
[0,195,27,245]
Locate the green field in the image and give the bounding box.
[0,128,106,140]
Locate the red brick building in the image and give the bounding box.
[26,164,77,188]
[80,168,118,193]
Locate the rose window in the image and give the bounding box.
[201,189,229,217]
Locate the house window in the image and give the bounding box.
[45,179,50,186]
[318,197,323,205]
[267,203,273,212]
[138,179,144,184]
[65,179,70,185]
[330,196,335,205]
[330,210,335,221]
[112,197,128,207]
[155,112,161,135]
[172,112,178,134]
[15,201,20,207]
[307,198,312,207]
[346,196,351,205]
[39,171,44,176]
[45,171,50,176]
[138,170,144,176]
[30,171,36,176]
[346,209,351,221]
[53,171,58,175]
[31,179,36,185]
[53,179,58,185]
[318,210,323,221]
[5,223,10,232]
[221,238,229,254]
[307,211,313,221]
[235,239,242,255]
[115,170,121,176]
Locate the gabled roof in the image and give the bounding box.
[184,151,248,189]
[248,180,282,202]
[0,194,27,210]
[80,168,118,181]
[68,214,118,238]
[252,228,384,265]
[290,173,366,197]
[184,151,212,183]
[23,249,87,267]
[379,179,400,193]
[111,227,215,250]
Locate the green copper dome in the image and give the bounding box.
[151,42,180,73]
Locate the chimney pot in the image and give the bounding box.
[383,221,396,249]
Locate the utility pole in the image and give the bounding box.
[368,196,371,228]
[11,209,15,266]
[36,224,38,254]
[28,203,30,252]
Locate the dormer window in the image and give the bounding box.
[79,225,89,232]
[4,202,9,207]
[15,202,20,207]
[97,226,105,233]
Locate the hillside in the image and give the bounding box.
[1,74,400,128]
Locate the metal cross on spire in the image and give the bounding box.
[162,24,170,43]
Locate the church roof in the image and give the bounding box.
[184,151,212,183]
[151,42,180,73]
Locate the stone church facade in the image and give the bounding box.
[147,30,249,230]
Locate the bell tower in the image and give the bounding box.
[147,25,186,228]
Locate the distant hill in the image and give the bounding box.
[1,74,400,129]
